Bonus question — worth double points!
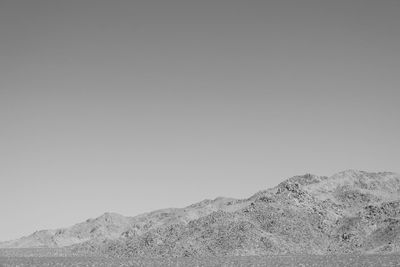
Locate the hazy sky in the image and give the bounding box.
[1,0,399,241]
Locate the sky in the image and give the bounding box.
[0,0,399,241]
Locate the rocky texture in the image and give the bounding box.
[0,197,241,249]
[0,212,132,248]
[1,170,400,257]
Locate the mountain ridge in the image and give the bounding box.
[2,170,400,256]
[0,196,240,249]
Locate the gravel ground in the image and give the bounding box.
[0,255,400,267]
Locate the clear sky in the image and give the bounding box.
[0,0,399,241]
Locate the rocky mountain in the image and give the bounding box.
[1,170,400,257]
[0,196,241,249]
[0,212,132,248]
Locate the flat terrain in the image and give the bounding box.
[0,255,399,267]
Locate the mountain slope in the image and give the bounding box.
[0,212,132,248]
[87,170,400,256]
[2,170,400,256]
[0,197,240,248]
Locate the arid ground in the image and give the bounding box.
[0,255,400,267]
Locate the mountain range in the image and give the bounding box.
[1,170,399,257]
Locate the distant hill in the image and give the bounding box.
[1,170,400,257]
[0,196,240,249]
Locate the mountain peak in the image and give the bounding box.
[98,212,125,220]
[301,170,400,203]
[281,173,328,186]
